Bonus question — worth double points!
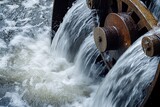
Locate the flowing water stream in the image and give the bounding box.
[0,0,104,106]
[0,0,160,107]
[90,32,160,107]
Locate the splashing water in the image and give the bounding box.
[0,0,160,107]
[89,28,160,107]
[51,0,98,62]
[149,0,160,21]
[0,0,104,107]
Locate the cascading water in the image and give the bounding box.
[51,0,105,78]
[51,0,98,62]
[0,0,160,107]
[90,31,160,107]
[0,0,104,107]
[149,0,160,20]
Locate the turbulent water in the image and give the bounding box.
[0,0,160,107]
[0,0,104,107]
[51,0,104,78]
[149,0,160,20]
[90,31,160,107]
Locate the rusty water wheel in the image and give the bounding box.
[93,0,158,69]
[91,0,160,106]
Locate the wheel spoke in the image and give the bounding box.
[137,19,145,30]
[127,7,132,13]
[118,0,122,12]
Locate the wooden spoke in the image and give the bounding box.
[127,7,132,13]
[118,0,158,30]
[118,0,122,12]
[137,19,145,30]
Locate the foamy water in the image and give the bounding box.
[0,0,103,107]
[0,0,160,107]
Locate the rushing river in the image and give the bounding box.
[0,0,160,107]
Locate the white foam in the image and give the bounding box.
[7,4,19,10]
[0,25,94,106]
[22,0,40,8]
[4,91,29,107]
[0,0,9,4]
[0,0,99,106]
[0,39,7,48]
[5,20,16,27]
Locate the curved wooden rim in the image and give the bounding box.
[118,0,158,30]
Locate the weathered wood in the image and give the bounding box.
[142,34,160,57]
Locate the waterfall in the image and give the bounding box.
[0,0,105,106]
[51,0,105,79]
[149,0,160,21]
[51,0,98,62]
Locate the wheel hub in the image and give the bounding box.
[142,34,160,57]
[94,13,137,60]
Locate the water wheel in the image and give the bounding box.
[87,0,160,106]
[88,0,158,69]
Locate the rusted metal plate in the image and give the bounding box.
[105,13,137,47]
[105,13,138,60]
[94,13,137,60]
